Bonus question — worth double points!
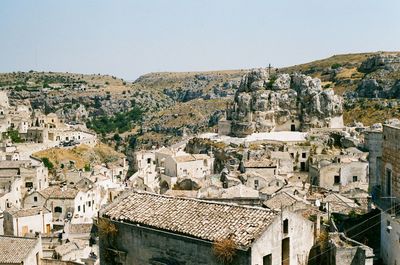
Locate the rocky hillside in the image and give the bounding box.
[2,51,400,148]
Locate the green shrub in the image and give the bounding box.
[41,157,54,170]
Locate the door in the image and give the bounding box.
[282,238,290,265]
[46,224,51,234]
[291,124,295,131]
[300,162,306,171]
[22,225,28,236]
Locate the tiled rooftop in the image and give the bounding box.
[244,159,275,168]
[0,235,38,263]
[264,191,309,210]
[102,191,278,249]
[39,186,79,199]
[6,206,50,218]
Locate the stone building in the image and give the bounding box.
[132,147,214,192]
[380,123,400,200]
[363,128,383,189]
[0,159,48,211]
[309,155,369,192]
[378,123,400,265]
[380,211,400,265]
[328,233,374,265]
[99,191,314,265]
[3,206,52,236]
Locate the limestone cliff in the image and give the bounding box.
[221,69,343,137]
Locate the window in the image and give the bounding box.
[254,179,259,189]
[88,201,91,207]
[25,182,33,188]
[334,175,341,184]
[386,168,392,196]
[54,206,62,213]
[353,176,358,182]
[147,158,151,164]
[302,153,306,158]
[34,196,38,202]
[283,219,289,234]
[263,254,272,265]
[78,206,81,212]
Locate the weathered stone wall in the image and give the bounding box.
[381,125,400,199]
[364,130,383,188]
[99,220,251,265]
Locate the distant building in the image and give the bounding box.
[309,155,368,192]
[99,191,314,265]
[3,206,52,236]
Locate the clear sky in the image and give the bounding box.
[0,0,399,80]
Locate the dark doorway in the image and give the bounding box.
[386,168,392,196]
[300,162,306,171]
[263,254,272,265]
[282,238,290,265]
[290,124,296,131]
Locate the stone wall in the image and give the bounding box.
[364,130,383,188]
[381,125,400,199]
[99,219,251,265]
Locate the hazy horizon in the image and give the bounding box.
[1,0,399,79]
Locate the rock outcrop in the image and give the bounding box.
[220,69,344,137]
[356,54,400,98]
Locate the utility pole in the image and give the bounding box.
[268,63,272,75]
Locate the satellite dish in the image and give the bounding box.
[315,199,321,207]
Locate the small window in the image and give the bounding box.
[147,158,151,164]
[25,182,33,188]
[78,206,81,212]
[88,201,91,207]
[302,152,306,158]
[254,179,259,189]
[34,196,38,202]
[54,206,62,213]
[283,219,289,234]
[334,175,341,184]
[263,254,272,265]
[353,176,358,182]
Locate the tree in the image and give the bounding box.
[41,157,54,170]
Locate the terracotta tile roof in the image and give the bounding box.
[0,169,19,177]
[55,240,86,256]
[0,160,31,169]
[39,186,79,199]
[192,154,211,160]
[264,191,309,210]
[174,155,197,163]
[0,236,38,263]
[102,191,278,249]
[6,206,50,218]
[67,223,93,234]
[244,159,276,168]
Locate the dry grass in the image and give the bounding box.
[213,238,237,264]
[344,103,400,126]
[317,230,329,251]
[97,218,118,238]
[33,143,123,169]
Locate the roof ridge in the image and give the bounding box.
[132,190,272,211]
